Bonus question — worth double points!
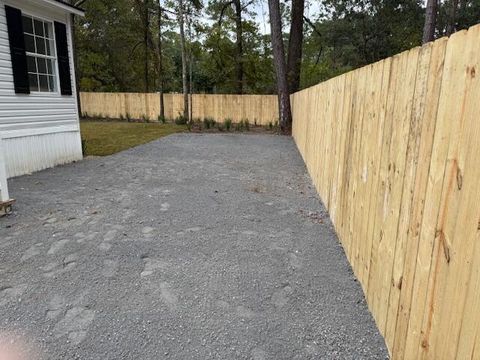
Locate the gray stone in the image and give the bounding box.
[0,133,388,359]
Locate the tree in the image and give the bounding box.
[176,0,201,120]
[268,0,292,133]
[214,0,248,94]
[423,0,438,43]
[202,0,272,94]
[138,0,151,92]
[435,0,479,37]
[69,0,88,115]
[233,0,244,94]
[446,0,459,35]
[157,0,165,120]
[178,0,189,120]
[76,0,455,101]
[286,0,305,93]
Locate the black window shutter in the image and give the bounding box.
[5,5,30,94]
[54,22,73,96]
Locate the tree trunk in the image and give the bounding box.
[458,0,467,28]
[143,1,149,93]
[188,15,193,121]
[179,0,189,120]
[157,0,165,120]
[446,0,459,36]
[422,0,437,43]
[286,0,304,93]
[189,56,193,122]
[268,0,292,134]
[233,0,244,94]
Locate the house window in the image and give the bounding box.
[22,15,57,93]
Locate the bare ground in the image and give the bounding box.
[0,134,387,360]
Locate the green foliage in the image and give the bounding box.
[158,115,167,124]
[202,118,210,129]
[224,118,232,131]
[235,120,245,131]
[299,0,425,87]
[175,114,188,125]
[75,0,275,94]
[436,0,480,36]
[75,0,479,95]
[203,117,216,129]
[141,114,150,123]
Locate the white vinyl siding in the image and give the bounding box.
[0,0,82,177]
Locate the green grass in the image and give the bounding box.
[80,121,186,156]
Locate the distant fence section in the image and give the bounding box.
[80,92,279,125]
[292,24,480,360]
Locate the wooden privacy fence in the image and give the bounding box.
[291,24,480,360]
[80,92,279,125]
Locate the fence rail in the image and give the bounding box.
[291,24,480,360]
[80,92,279,126]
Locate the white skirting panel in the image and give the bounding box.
[3,131,83,178]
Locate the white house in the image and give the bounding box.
[0,0,84,211]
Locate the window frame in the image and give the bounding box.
[21,12,60,95]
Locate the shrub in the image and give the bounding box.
[217,122,224,132]
[244,119,250,131]
[224,118,232,131]
[158,115,166,124]
[203,117,210,129]
[126,113,132,122]
[203,117,216,129]
[268,121,273,130]
[175,114,188,125]
[235,120,245,131]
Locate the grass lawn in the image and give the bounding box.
[80,121,186,156]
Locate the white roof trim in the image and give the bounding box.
[38,0,85,16]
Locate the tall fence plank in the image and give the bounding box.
[291,23,480,359]
[80,92,278,126]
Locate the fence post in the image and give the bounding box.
[0,135,14,215]
[0,135,10,202]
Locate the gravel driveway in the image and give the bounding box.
[0,134,387,359]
